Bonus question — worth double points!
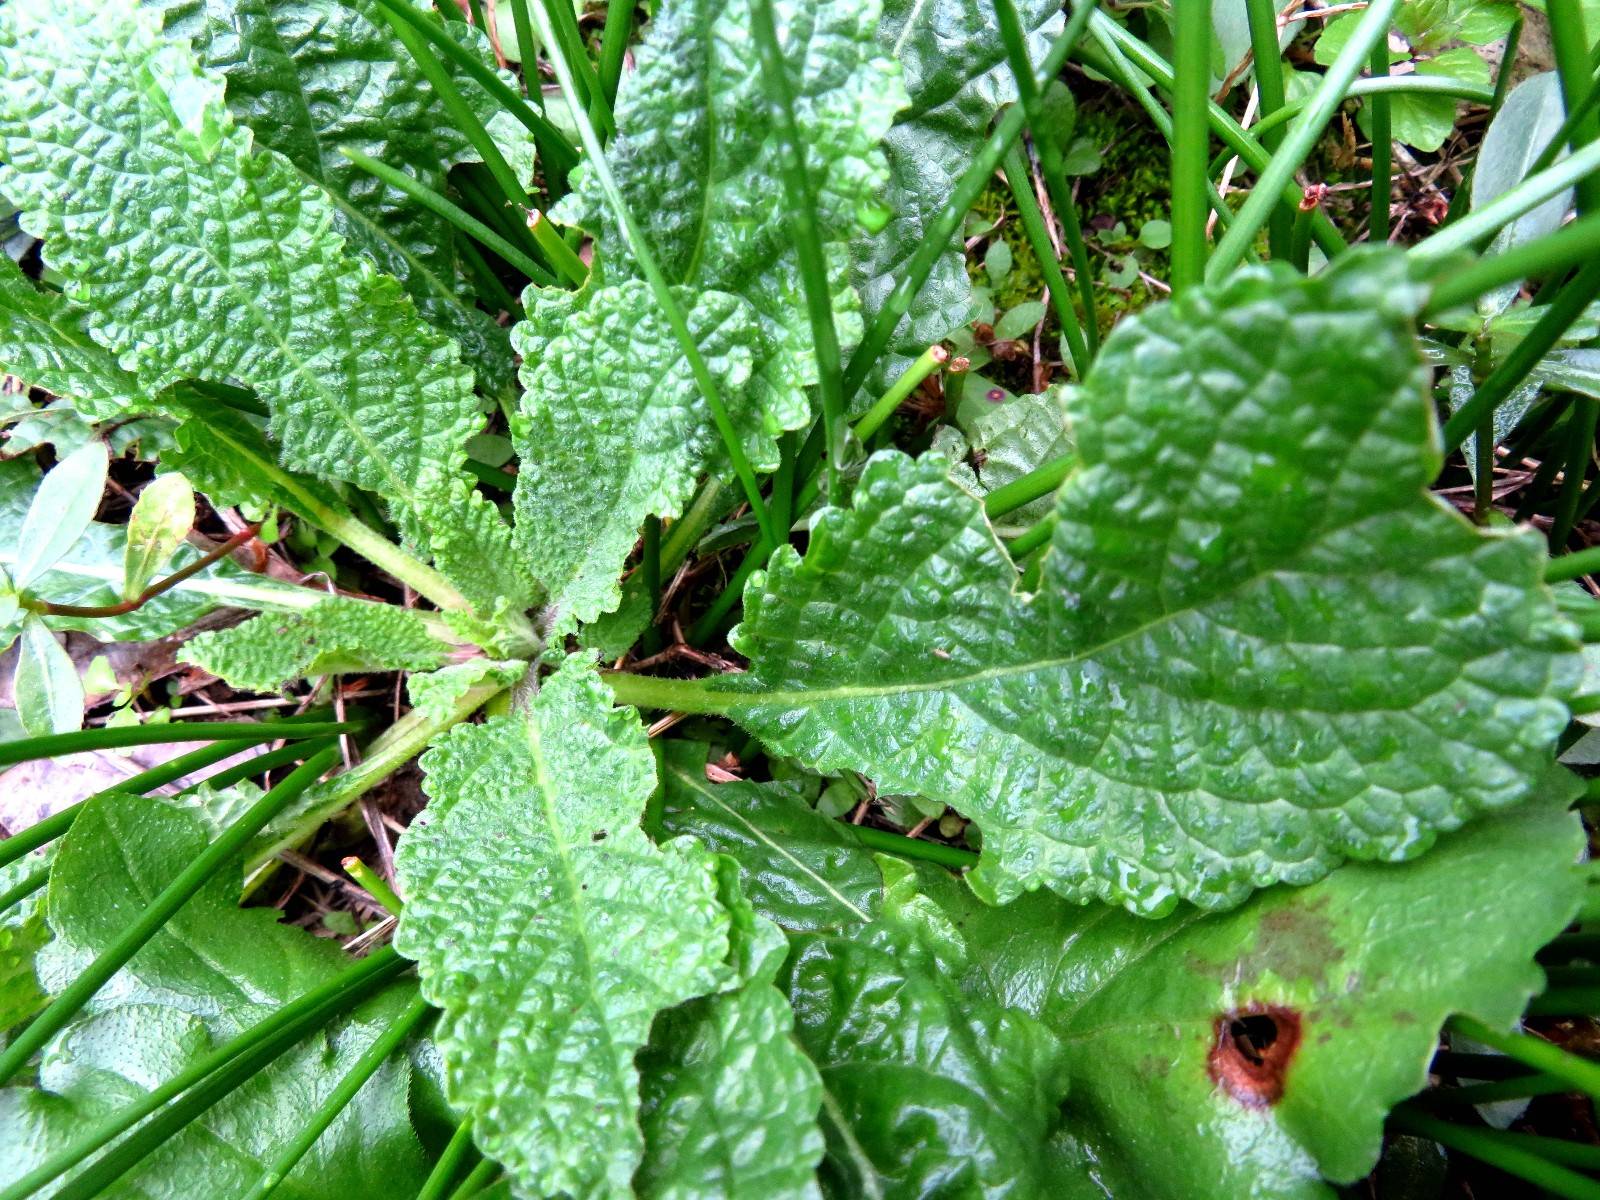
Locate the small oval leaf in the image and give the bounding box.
[122,472,195,600]
[14,614,83,736]
[13,440,108,588]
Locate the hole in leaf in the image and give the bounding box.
[1208,1005,1302,1107]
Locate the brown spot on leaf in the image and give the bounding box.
[1208,1005,1302,1107]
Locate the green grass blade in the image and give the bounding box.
[1368,43,1392,242]
[994,0,1101,357]
[242,993,431,1200]
[1392,1108,1600,1200]
[1424,210,1600,313]
[0,744,342,1086]
[1001,144,1090,376]
[598,0,634,108]
[0,718,356,769]
[339,148,553,284]
[1550,0,1600,214]
[1245,0,1292,258]
[0,948,409,1200]
[840,0,1102,407]
[1170,0,1211,290]
[750,0,847,498]
[1207,0,1401,279]
[527,0,778,548]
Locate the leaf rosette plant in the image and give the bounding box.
[1,0,1599,1196]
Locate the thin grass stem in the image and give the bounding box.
[1208,0,1402,279]
[598,0,634,108]
[1002,144,1090,375]
[1170,0,1212,291]
[416,1120,481,1200]
[0,948,409,1200]
[1392,1108,1600,1200]
[340,148,552,283]
[242,993,431,1200]
[1245,0,1292,259]
[0,744,342,1086]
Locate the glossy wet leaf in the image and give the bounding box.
[0,796,430,1197]
[512,283,759,629]
[14,616,83,737]
[394,656,734,1199]
[659,742,879,932]
[782,856,1072,1199]
[954,386,1074,530]
[180,598,451,691]
[13,440,108,589]
[554,0,903,423]
[708,256,1579,913]
[0,0,481,522]
[122,473,195,601]
[948,779,1586,1196]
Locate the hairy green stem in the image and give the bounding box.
[0,948,410,1200]
[1208,0,1401,279]
[243,992,431,1200]
[0,745,342,1086]
[247,682,505,871]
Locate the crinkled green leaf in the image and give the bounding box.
[659,742,879,932]
[704,256,1578,913]
[1,796,430,1198]
[856,0,1062,394]
[950,385,1074,531]
[406,658,526,724]
[0,0,481,519]
[394,655,735,1199]
[152,0,520,399]
[180,597,450,691]
[0,255,140,422]
[512,282,759,630]
[947,777,1586,1197]
[782,855,1071,1199]
[635,856,825,1200]
[555,0,902,425]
